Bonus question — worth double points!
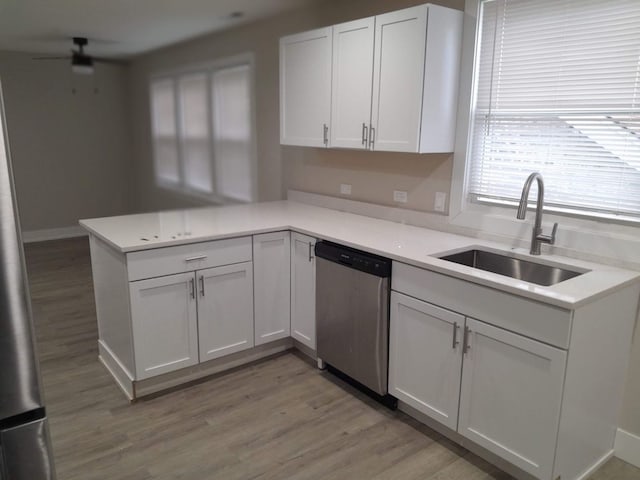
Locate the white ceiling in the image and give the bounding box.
[0,0,318,58]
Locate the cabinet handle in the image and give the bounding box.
[452,322,459,349]
[185,255,207,262]
[463,326,471,354]
[308,242,313,262]
[199,276,205,297]
[189,278,195,299]
[369,125,375,149]
[323,123,329,146]
[362,123,368,146]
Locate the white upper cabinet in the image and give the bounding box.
[370,6,428,153]
[279,4,462,153]
[253,232,291,345]
[280,27,332,147]
[330,17,375,149]
[371,4,462,153]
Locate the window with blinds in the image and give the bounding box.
[468,0,640,220]
[149,58,255,202]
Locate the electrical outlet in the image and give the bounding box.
[340,184,352,195]
[393,190,408,203]
[434,192,447,212]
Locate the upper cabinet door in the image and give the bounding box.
[458,318,566,480]
[371,5,428,153]
[130,272,199,380]
[253,231,291,346]
[330,17,375,149]
[280,27,332,147]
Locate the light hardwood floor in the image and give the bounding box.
[24,237,640,480]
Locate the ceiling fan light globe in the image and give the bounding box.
[71,54,94,75]
[71,64,94,75]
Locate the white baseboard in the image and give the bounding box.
[615,428,640,468]
[22,226,87,243]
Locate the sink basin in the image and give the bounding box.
[438,249,586,286]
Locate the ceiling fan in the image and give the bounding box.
[33,37,121,75]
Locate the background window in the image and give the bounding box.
[468,0,640,220]
[149,57,256,202]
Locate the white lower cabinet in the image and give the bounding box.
[130,272,199,380]
[253,232,291,345]
[290,233,316,350]
[197,262,254,362]
[389,291,463,430]
[458,318,566,480]
[390,290,566,479]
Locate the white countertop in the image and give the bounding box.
[80,200,640,309]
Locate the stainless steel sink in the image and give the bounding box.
[438,249,586,286]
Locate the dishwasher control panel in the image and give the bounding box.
[315,241,391,277]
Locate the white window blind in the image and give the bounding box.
[149,57,255,202]
[179,73,213,194]
[468,0,640,219]
[212,65,253,202]
[150,79,179,185]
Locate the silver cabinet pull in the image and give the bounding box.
[362,123,369,146]
[189,278,195,299]
[369,125,375,149]
[323,123,329,146]
[308,242,313,262]
[452,322,459,349]
[463,326,471,354]
[185,255,207,262]
[199,276,205,297]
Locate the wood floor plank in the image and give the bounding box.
[23,237,640,480]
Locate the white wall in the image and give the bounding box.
[128,0,463,214]
[0,51,133,234]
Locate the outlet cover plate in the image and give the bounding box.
[435,192,447,212]
[340,184,352,195]
[393,190,408,203]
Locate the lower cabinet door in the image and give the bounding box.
[253,231,291,346]
[197,262,254,362]
[291,233,316,350]
[458,318,567,480]
[388,291,463,430]
[129,272,199,380]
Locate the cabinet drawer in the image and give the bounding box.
[127,237,252,281]
[392,262,572,349]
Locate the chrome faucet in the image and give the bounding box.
[516,172,558,255]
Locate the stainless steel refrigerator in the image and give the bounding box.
[0,79,56,478]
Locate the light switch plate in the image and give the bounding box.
[393,190,408,203]
[435,192,447,212]
[340,184,352,195]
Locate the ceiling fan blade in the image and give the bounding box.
[32,56,72,60]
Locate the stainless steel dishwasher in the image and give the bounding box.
[315,241,396,408]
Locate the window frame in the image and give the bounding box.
[449,0,640,264]
[148,53,258,204]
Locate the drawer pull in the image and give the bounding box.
[184,255,207,262]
